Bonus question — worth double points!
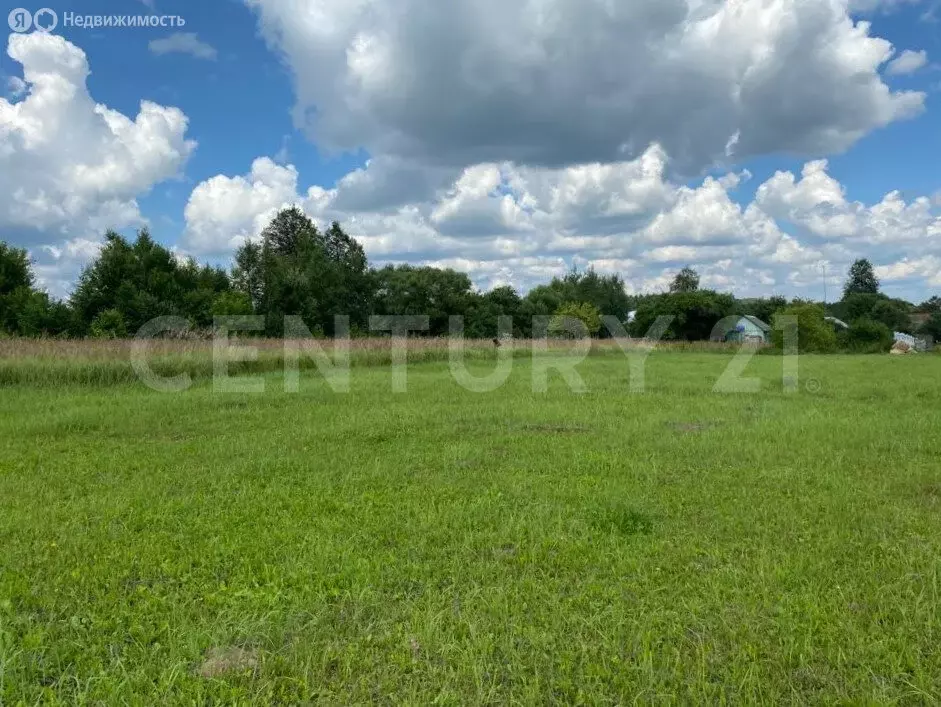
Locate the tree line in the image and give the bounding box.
[1,207,940,345]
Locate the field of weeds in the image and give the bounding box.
[0,336,744,387]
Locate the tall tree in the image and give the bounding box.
[232,240,264,311]
[669,266,700,293]
[464,286,523,338]
[262,206,320,257]
[843,259,879,297]
[516,268,631,336]
[234,210,377,335]
[373,265,473,336]
[71,229,231,334]
[0,241,71,336]
[630,290,734,341]
[321,221,373,333]
[0,242,33,297]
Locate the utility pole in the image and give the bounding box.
[820,262,829,306]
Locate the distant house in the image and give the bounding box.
[720,315,772,344]
[824,316,849,330]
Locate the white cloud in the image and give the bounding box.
[32,238,104,297]
[0,33,195,234]
[247,0,923,172]
[182,157,308,255]
[755,160,941,249]
[181,144,941,302]
[875,256,941,286]
[174,0,940,301]
[886,49,928,75]
[0,33,195,295]
[148,33,218,61]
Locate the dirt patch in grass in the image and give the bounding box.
[198,647,259,679]
[913,481,941,506]
[518,423,591,435]
[665,420,723,435]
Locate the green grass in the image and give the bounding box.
[2,352,941,702]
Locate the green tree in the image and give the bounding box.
[463,286,522,338]
[320,221,374,333]
[736,296,788,325]
[631,290,734,341]
[11,291,71,337]
[0,243,35,333]
[232,240,264,311]
[235,212,376,335]
[71,229,231,334]
[669,266,700,294]
[869,298,912,333]
[262,205,317,257]
[373,264,473,336]
[211,291,254,317]
[832,293,912,333]
[549,302,602,338]
[0,243,32,296]
[771,303,837,353]
[0,242,72,336]
[518,268,630,337]
[90,309,127,339]
[839,318,893,353]
[843,259,879,297]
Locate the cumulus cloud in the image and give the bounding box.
[755,160,941,250]
[0,32,195,294]
[247,0,923,172]
[875,255,941,285]
[181,143,941,301]
[181,157,348,257]
[886,49,928,75]
[148,33,218,61]
[183,158,308,255]
[0,33,196,296]
[32,238,105,298]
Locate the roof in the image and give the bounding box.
[711,315,771,341]
[824,316,849,329]
[741,315,771,332]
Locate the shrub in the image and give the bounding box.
[839,318,894,353]
[549,302,601,338]
[211,292,254,317]
[771,303,837,353]
[90,309,128,339]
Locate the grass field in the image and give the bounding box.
[2,349,941,702]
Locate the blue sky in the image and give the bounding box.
[2,0,940,301]
[0,0,365,239]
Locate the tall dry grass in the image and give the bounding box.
[0,337,747,388]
